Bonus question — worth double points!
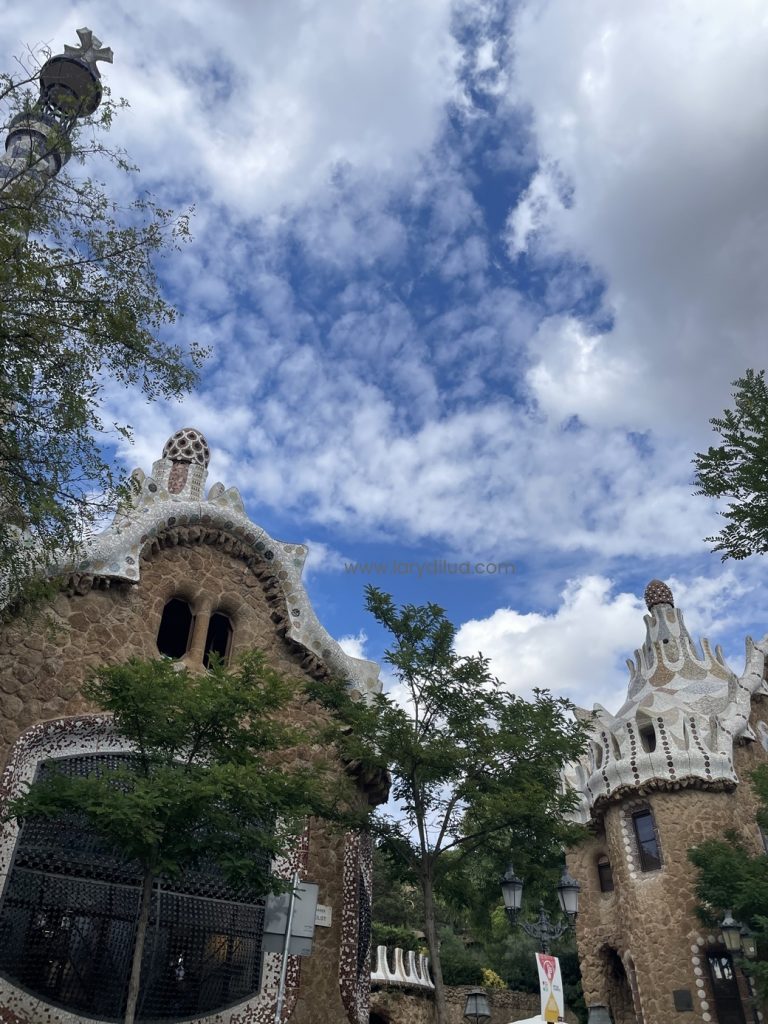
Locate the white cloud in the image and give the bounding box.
[456,576,643,709]
[302,540,350,576]
[508,0,768,436]
[455,569,767,712]
[0,1,462,218]
[337,629,368,661]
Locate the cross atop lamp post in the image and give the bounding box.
[500,864,581,954]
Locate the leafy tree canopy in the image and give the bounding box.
[320,586,590,1024]
[0,41,206,599]
[6,651,348,1023]
[694,369,768,560]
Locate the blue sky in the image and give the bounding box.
[5,0,768,713]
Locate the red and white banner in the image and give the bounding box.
[536,953,566,1023]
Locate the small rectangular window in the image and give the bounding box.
[597,856,614,892]
[632,809,662,871]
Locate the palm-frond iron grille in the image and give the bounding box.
[0,754,269,1021]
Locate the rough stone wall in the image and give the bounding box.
[569,692,768,1024]
[0,539,361,1024]
[370,984,578,1024]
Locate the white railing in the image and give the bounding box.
[371,945,435,990]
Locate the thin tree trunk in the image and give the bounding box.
[421,872,448,1024]
[124,865,154,1024]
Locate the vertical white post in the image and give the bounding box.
[274,869,300,1024]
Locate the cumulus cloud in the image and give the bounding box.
[337,629,369,661]
[0,0,462,217]
[508,0,768,436]
[455,569,766,712]
[302,540,350,576]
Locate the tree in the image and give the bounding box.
[5,652,344,1024]
[694,369,768,560]
[324,586,589,1024]
[0,37,205,599]
[688,763,768,1003]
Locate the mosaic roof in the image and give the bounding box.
[564,581,768,823]
[63,430,381,699]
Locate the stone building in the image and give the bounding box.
[564,579,768,1024]
[0,428,386,1024]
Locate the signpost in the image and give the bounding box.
[264,875,319,1022]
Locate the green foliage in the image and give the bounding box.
[372,923,423,952]
[694,369,768,559]
[0,44,206,599]
[688,763,768,1001]
[6,652,343,890]
[321,586,590,1024]
[437,928,484,986]
[481,967,507,990]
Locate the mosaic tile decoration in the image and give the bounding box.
[339,832,372,1024]
[53,431,381,700]
[563,581,768,823]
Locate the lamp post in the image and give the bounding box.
[463,988,491,1024]
[500,864,580,955]
[0,28,112,195]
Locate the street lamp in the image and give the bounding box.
[463,988,491,1024]
[740,926,758,962]
[500,864,580,954]
[720,909,742,954]
[500,863,523,920]
[719,910,757,960]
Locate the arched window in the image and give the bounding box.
[632,808,662,872]
[203,612,232,668]
[157,598,193,659]
[597,855,614,892]
[0,754,269,1021]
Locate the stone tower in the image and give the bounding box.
[0,429,385,1024]
[564,580,768,1024]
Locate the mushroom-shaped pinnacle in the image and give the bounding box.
[644,579,674,610]
[163,428,211,468]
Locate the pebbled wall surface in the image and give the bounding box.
[0,537,369,1024]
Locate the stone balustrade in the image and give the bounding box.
[371,945,435,989]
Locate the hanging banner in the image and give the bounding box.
[536,952,566,1023]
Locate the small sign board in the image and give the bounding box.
[536,953,566,1023]
[263,882,319,958]
[315,904,332,928]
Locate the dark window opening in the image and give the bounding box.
[597,855,614,892]
[0,755,269,1022]
[157,599,193,659]
[638,723,656,753]
[632,809,662,872]
[203,613,232,668]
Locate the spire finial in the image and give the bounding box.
[63,28,114,77]
[644,579,674,610]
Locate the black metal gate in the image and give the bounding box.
[0,754,268,1021]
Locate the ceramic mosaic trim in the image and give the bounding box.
[0,716,309,1024]
[53,433,380,700]
[339,832,372,1024]
[564,581,768,823]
